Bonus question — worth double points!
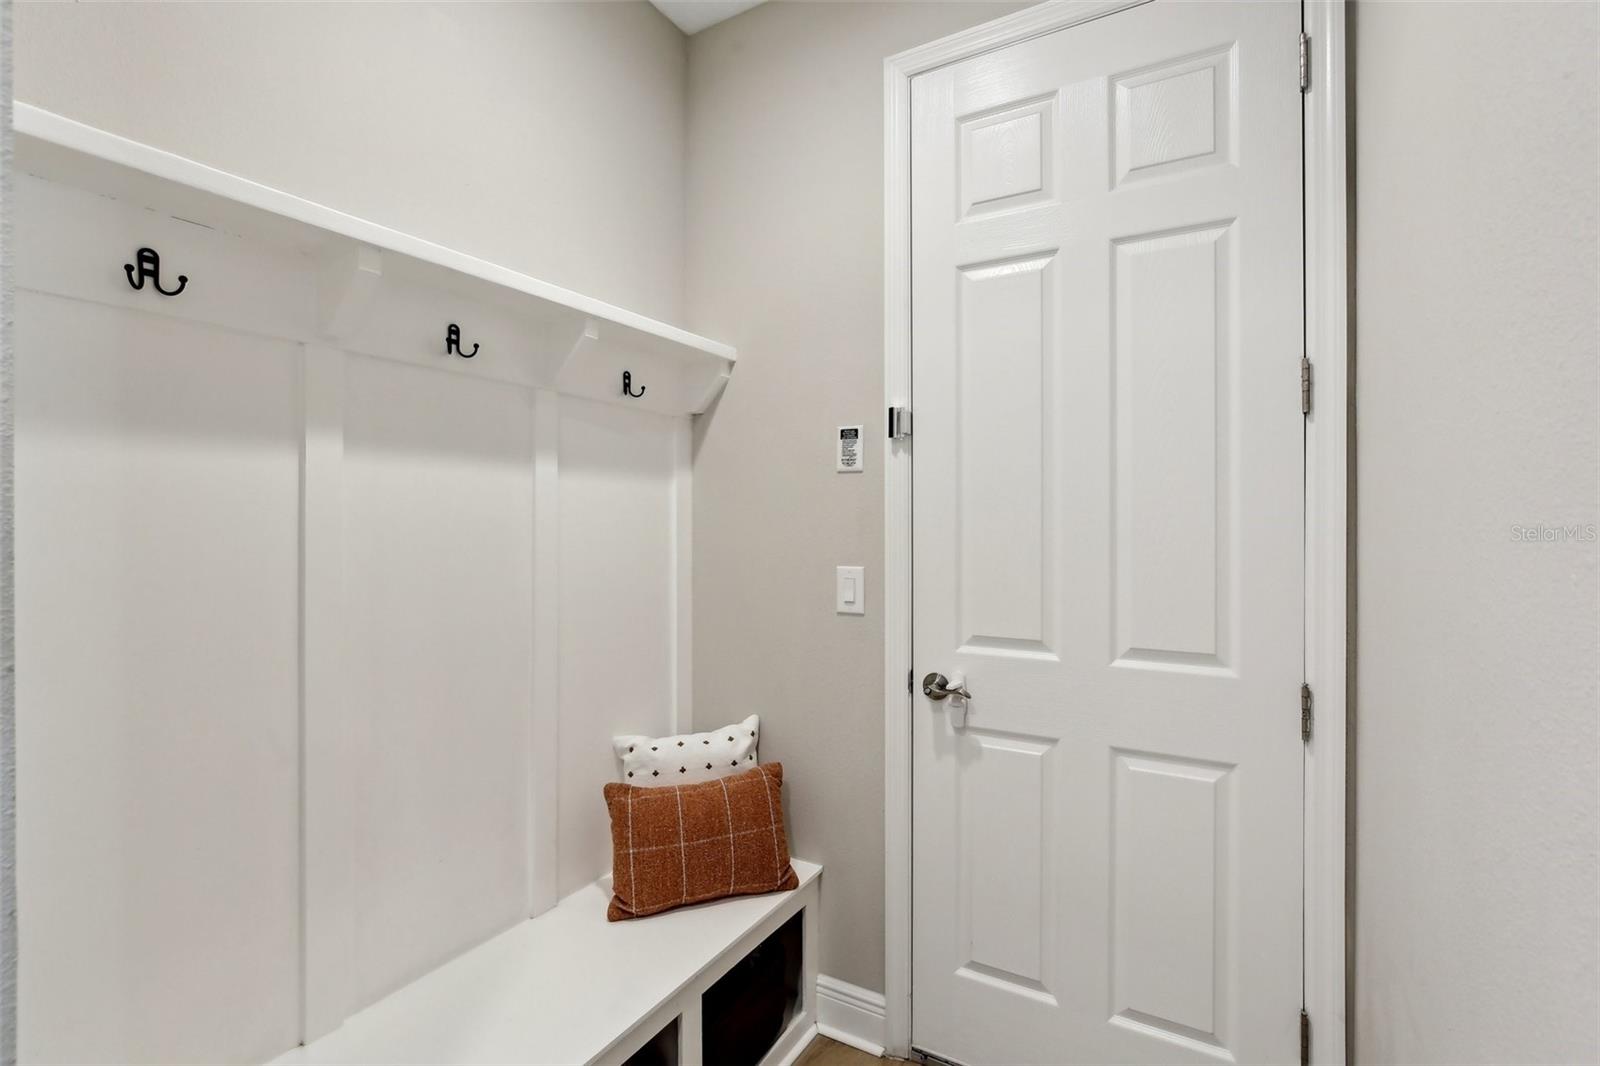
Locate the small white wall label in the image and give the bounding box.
[836,425,864,472]
[836,566,865,615]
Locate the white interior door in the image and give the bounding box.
[910,2,1305,1062]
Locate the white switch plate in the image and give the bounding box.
[836,566,865,615]
[836,425,864,473]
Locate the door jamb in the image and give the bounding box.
[880,2,1350,1060]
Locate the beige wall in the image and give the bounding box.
[1353,2,1599,1062]
[685,1,1022,993]
[13,1,688,323]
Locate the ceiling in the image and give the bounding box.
[649,1,767,35]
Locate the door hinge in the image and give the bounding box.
[1299,31,1311,93]
[1301,683,1314,743]
[888,405,912,440]
[1301,355,1313,416]
[908,669,914,695]
[1300,1008,1311,1065]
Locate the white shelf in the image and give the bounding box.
[270,861,821,1066]
[12,104,735,415]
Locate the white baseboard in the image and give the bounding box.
[767,1021,819,1066]
[816,975,887,1057]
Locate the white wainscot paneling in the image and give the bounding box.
[12,116,716,1062]
[556,398,682,897]
[342,354,537,1010]
[15,295,303,1065]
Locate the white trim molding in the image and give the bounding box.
[881,1,1350,1060]
[1301,3,1351,1064]
[10,105,736,418]
[529,389,562,919]
[815,975,887,1058]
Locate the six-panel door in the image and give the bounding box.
[911,2,1306,1062]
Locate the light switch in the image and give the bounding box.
[836,566,865,615]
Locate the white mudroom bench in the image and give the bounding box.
[272,861,821,1066]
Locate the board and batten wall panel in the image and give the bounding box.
[10,8,699,1053]
[557,398,684,897]
[15,296,303,1065]
[341,354,536,1011]
[12,168,696,1062]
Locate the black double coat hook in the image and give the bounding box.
[124,247,187,296]
[446,323,479,359]
[622,371,646,398]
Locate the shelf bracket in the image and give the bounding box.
[549,317,601,383]
[689,366,732,415]
[317,244,383,343]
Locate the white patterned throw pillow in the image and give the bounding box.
[613,715,759,786]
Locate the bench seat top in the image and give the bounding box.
[272,859,821,1065]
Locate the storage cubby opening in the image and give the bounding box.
[623,1016,679,1066]
[700,909,804,1065]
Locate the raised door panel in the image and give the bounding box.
[957,731,1059,1001]
[1112,223,1234,672]
[1113,47,1236,186]
[343,354,535,1009]
[1111,751,1234,1054]
[961,96,1056,217]
[958,254,1057,657]
[15,295,302,1065]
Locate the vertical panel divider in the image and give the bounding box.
[801,897,821,1039]
[300,342,352,1042]
[530,388,561,917]
[670,419,693,734]
[679,998,704,1066]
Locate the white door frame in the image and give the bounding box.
[880,1,1349,1060]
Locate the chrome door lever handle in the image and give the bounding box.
[922,672,971,702]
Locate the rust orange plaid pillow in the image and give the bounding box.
[603,762,798,921]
